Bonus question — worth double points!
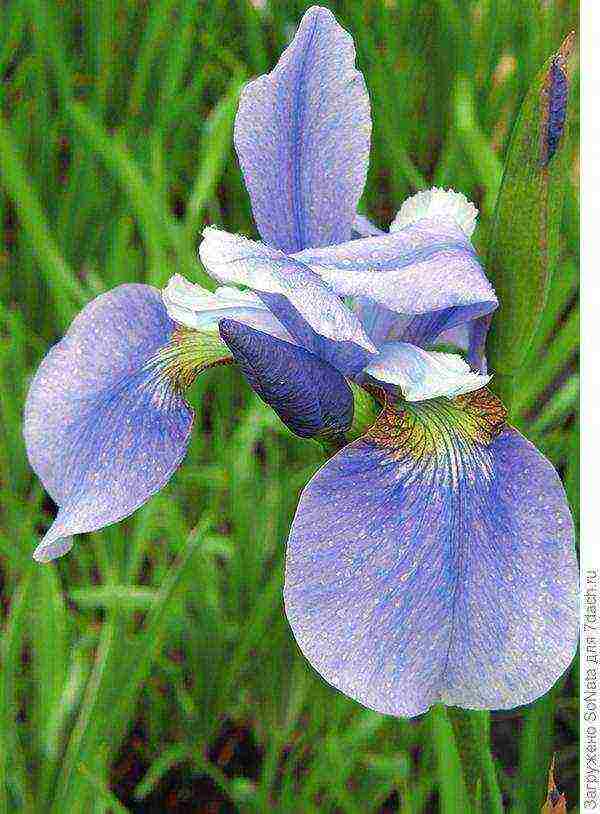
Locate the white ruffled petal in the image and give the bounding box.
[365,341,491,402]
[391,188,478,238]
[198,227,377,353]
[162,274,294,342]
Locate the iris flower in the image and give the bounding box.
[25,6,578,717]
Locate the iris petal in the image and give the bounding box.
[234,5,371,253]
[352,214,385,239]
[421,315,491,374]
[162,274,294,342]
[294,218,497,347]
[466,314,492,372]
[24,285,198,562]
[284,389,578,716]
[219,319,353,441]
[391,188,478,237]
[364,342,491,401]
[199,226,376,375]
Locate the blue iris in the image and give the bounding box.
[24,6,578,717]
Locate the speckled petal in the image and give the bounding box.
[284,390,578,717]
[364,342,491,401]
[350,217,385,344]
[199,226,376,375]
[234,5,371,252]
[219,319,353,440]
[294,218,497,348]
[466,314,492,372]
[24,285,194,562]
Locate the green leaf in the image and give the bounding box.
[486,33,576,408]
[447,709,504,813]
[184,73,246,246]
[0,119,88,327]
[77,763,131,813]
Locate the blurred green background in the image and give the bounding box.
[0,0,579,811]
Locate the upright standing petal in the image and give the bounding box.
[23,285,216,562]
[234,5,371,252]
[285,390,578,716]
[219,320,353,441]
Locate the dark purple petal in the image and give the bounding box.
[219,319,353,440]
[24,285,194,562]
[284,390,578,716]
[234,6,371,252]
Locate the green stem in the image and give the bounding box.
[447,709,504,813]
[430,705,471,813]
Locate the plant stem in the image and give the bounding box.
[447,708,504,813]
[429,705,470,813]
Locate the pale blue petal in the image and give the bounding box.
[219,319,353,440]
[294,219,496,321]
[24,285,194,561]
[198,227,376,376]
[352,214,385,238]
[234,6,371,252]
[285,392,578,716]
[391,187,478,237]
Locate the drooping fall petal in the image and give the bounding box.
[284,389,578,716]
[24,285,228,562]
